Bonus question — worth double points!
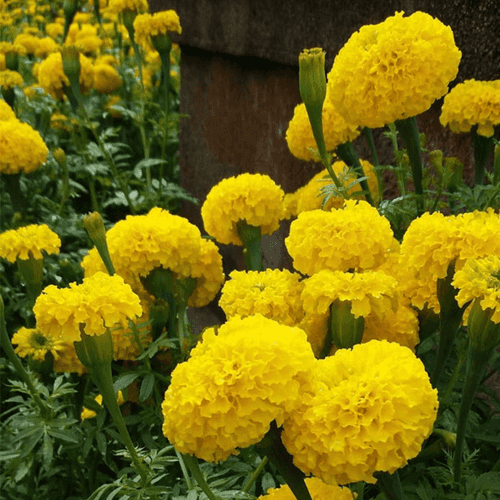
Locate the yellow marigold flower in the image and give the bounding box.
[53,342,86,374]
[0,100,16,121]
[0,69,23,89]
[33,272,143,343]
[302,269,398,319]
[286,98,360,162]
[258,477,355,500]
[37,51,94,100]
[327,11,461,129]
[0,13,13,27]
[108,0,148,14]
[400,209,500,283]
[201,173,285,246]
[12,326,66,362]
[13,34,40,55]
[440,79,500,138]
[0,54,4,71]
[287,162,379,217]
[93,63,122,93]
[282,340,439,485]
[219,269,304,326]
[0,119,49,174]
[453,256,500,323]
[133,10,182,49]
[161,315,317,462]
[0,42,27,57]
[34,37,59,58]
[81,391,125,420]
[46,22,65,39]
[81,208,224,308]
[286,200,394,275]
[0,224,60,262]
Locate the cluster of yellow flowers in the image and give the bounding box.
[258,478,355,500]
[133,10,182,50]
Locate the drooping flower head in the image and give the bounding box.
[219,269,304,326]
[81,208,224,308]
[285,200,394,275]
[285,162,379,217]
[285,98,360,162]
[440,79,500,137]
[161,315,317,462]
[327,11,461,129]
[282,340,439,485]
[12,326,67,362]
[258,477,355,500]
[0,119,49,174]
[201,173,285,246]
[33,272,143,343]
[0,224,60,262]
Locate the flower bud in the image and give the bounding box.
[299,48,326,110]
[467,298,500,352]
[329,299,365,350]
[83,212,115,275]
[445,157,463,192]
[53,148,66,166]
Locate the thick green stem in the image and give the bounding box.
[376,470,406,500]
[395,117,424,215]
[336,141,374,206]
[472,132,493,186]
[237,221,263,271]
[0,295,51,419]
[181,454,219,500]
[257,421,313,500]
[3,173,26,216]
[453,342,494,483]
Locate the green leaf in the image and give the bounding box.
[42,431,54,471]
[96,431,107,457]
[113,372,141,392]
[187,490,198,500]
[472,472,500,493]
[14,455,33,482]
[139,373,155,402]
[261,472,275,493]
[47,428,79,443]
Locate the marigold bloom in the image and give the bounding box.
[0,224,60,262]
[108,0,148,14]
[46,22,65,39]
[0,69,23,89]
[282,340,439,485]
[13,34,40,55]
[37,51,94,99]
[161,315,316,462]
[286,99,360,162]
[133,10,182,49]
[286,200,394,275]
[201,173,285,246]
[453,256,500,324]
[258,477,355,500]
[327,11,461,129]
[12,326,66,362]
[286,162,379,217]
[440,79,500,137]
[81,208,224,308]
[34,37,59,58]
[0,100,16,121]
[93,63,122,93]
[33,272,143,343]
[219,269,304,326]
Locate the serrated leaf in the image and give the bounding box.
[187,490,198,500]
[47,427,79,443]
[113,372,141,392]
[139,373,155,402]
[261,472,275,493]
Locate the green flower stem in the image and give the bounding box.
[363,127,383,200]
[431,262,465,388]
[242,456,268,494]
[0,295,51,419]
[472,132,494,185]
[3,173,26,216]
[257,421,313,500]
[16,256,44,314]
[237,221,263,271]
[441,350,466,407]
[453,342,495,483]
[395,117,424,215]
[336,141,374,206]
[158,47,171,191]
[376,470,406,500]
[86,355,148,483]
[181,453,219,500]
